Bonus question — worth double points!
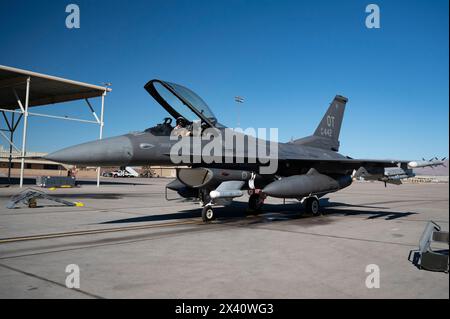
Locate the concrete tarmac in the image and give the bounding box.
[0,178,448,298]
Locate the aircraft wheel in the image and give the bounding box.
[202,205,215,222]
[248,194,263,213]
[305,197,320,216]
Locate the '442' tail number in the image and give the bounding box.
[320,115,335,137]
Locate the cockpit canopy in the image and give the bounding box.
[145,79,219,127]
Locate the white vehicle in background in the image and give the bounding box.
[109,167,139,178]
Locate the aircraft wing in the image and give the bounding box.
[289,158,405,167]
[282,158,408,171]
[164,151,407,170]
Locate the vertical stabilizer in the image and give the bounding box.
[292,95,347,151]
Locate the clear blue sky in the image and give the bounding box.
[0,0,448,160]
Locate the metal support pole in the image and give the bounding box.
[0,130,21,151]
[96,92,106,187]
[19,77,30,188]
[8,112,15,183]
[27,112,99,124]
[13,88,25,113]
[234,96,244,128]
[85,98,101,123]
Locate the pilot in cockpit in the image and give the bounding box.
[171,116,192,137]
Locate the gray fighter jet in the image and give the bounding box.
[44,80,428,222]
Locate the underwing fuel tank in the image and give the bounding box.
[262,168,352,198]
[166,179,199,199]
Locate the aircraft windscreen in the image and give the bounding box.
[165,82,217,124]
[153,82,200,123]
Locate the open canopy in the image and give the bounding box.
[0,65,111,109]
[145,79,218,127]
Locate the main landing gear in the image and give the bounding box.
[248,192,265,213]
[201,205,215,222]
[303,196,321,216]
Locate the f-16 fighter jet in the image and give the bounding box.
[45,80,438,222]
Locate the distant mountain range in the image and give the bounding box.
[413,160,449,176]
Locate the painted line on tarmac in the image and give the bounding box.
[0,262,103,299]
[0,220,200,244]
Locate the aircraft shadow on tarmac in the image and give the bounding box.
[101,198,417,225]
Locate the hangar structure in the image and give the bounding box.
[0,65,111,187]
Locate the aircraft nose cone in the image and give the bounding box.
[45,135,134,166]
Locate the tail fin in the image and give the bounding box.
[313,95,347,145]
[292,95,347,151]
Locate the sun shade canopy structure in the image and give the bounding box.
[0,65,111,187]
[0,65,110,109]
